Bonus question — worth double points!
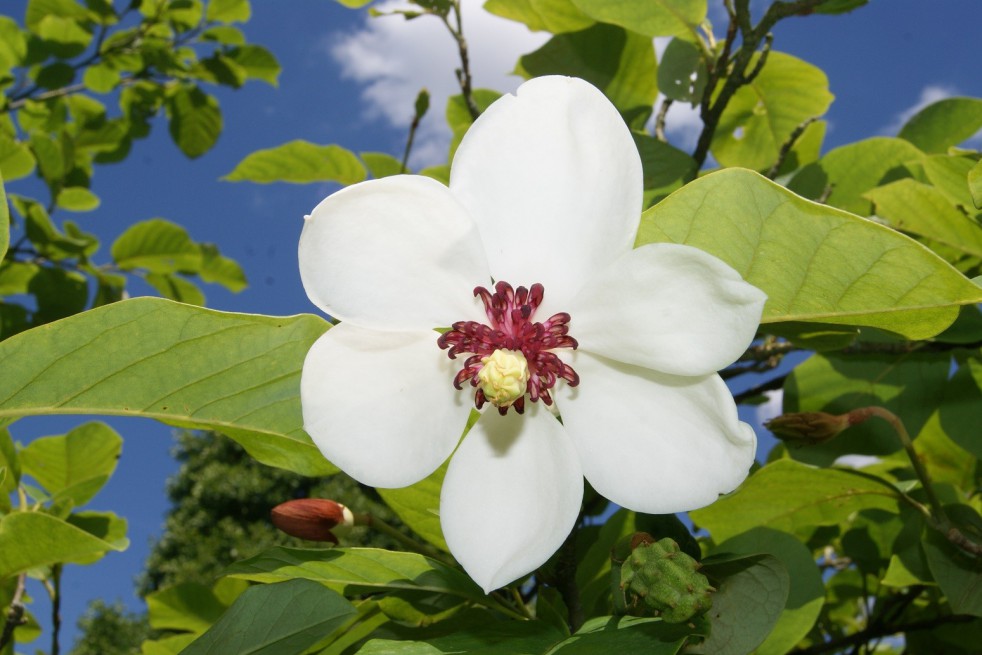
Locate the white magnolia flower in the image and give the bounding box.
[299,76,766,593]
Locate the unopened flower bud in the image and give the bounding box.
[477,349,529,408]
[765,411,851,446]
[271,499,354,543]
[611,533,714,623]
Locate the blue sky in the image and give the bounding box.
[6,0,982,647]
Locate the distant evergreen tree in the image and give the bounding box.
[71,431,402,653]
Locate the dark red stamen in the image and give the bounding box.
[438,281,579,415]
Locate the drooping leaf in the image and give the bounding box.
[225,547,484,602]
[483,0,593,34]
[571,0,705,38]
[360,152,404,179]
[180,579,357,655]
[0,511,127,577]
[112,218,203,273]
[516,23,657,128]
[165,86,222,159]
[657,37,706,103]
[713,529,824,655]
[690,459,902,543]
[0,297,336,476]
[637,169,982,339]
[689,554,789,655]
[223,140,366,185]
[711,52,834,170]
[898,97,982,154]
[866,179,982,258]
[18,422,121,506]
[377,461,448,552]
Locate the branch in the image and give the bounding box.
[0,574,27,651]
[791,613,974,655]
[766,116,819,179]
[441,1,479,121]
[654,97,673,142]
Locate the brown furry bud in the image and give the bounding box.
[271,499,354,543]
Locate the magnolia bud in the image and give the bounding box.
[270,499,354,543]
[611,533,714,623]
[765,411,851,446]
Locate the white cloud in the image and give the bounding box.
[755,389,784,426]
[329,0,548,167]
[884,84,958,136]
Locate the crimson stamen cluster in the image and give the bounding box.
[438,281,579,415]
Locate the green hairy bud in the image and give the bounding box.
[611,533,714,623]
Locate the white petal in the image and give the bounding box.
[449,76,642,314]
[299,175,490,330]
[569,243,766,377]
[301,323,471,488]
[556,352,757,515]
[441,406,582,593]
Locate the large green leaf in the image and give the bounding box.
[898,97,982,154]
[181,579,357,655]
[165,86,222,159]
[711,52,833,170]
[225,547,484,602]
[789,137,925,215]
[714,529,824,655]
[571,0,705,38]
[782,351,950,466]
[223,140,366,185]
[377,461,448,552]
[689,554,788,655]
[0,511,127,577]
[0,297,336,476]
[515,23,656,128]
[483,0,593,34]
[921,154,979,213]
[18,421,121,506]
[690,459,902,543]
[146,582,230,633]
[637,169,982,339]
[866,180,982,258]
[111,218,203,274]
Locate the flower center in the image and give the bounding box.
[438,281,579,415]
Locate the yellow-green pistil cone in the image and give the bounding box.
[477,349,530,408]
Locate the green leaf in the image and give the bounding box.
[360,152,404,179]
[0,173,7,261]
[447,90,501,160]
[866,179,982,258]
[166,86,222,159]
[206,0,251,22]
[0,297,336,476]
[226,547,485,602]
[782,351,950,466]
[227,45,280,86]
[923,508,982,617]
[657,37,706,103]
[55,186,100,212]
[516,23,657,128]
[378,461,449,552]
[546,616,694,655]
[483,0,593,33]
[920,154,979,212]
[713,529,824,655]
[637,169,982,339]
[690,459,902,543]
[689,554,789,655]
[66,510,129,562]
[18,422,121,506]
[0,428,18,513]
[200,243,247,292]
[0,18,27,72]
[37,14,93,56]
[969,160,982,210]
[711,52,834,170]
[898,97,982,154]
[223,140,366,185]
[335,0,374,7]
[633,133,697,208]
[571,0,705,38]
[0,511,127,577]
[112,218,203,274]
[181,579,357,655]
[146,582,229,633]
[0,134,36,182]
[145,272,206,306]
[939,357,982,460]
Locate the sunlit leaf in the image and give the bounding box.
[657,37,706,102]
[483,0,593,34]
[200,243,247,292]
[637,169,982,339]
[55,186,100,212]
[112,218,203,274]
[0,134,36,182]
[18,421,121,506]
[969,160,982,209]
[0,297,336,476]
[227,44,279,86]
[920,154,979,212]
[166,86,222,159]
[146,582,229,633]
[690,459,902,542]
[360,152,404,179]
[572,0,705,38]
[898,97,982,154]
[145,272,206,306]
[447,90,501,160]
[0,511,127,577]
[181,579,357,655]
[712,52,834,170]
[206,0,251,22]
[223,140,366,185]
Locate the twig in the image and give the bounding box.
[0,573,27,650]
[790,613,973,655]
[654,97,673,142]
[766,116,818,178]
[440,1,479,121]
[51,564,62,655]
